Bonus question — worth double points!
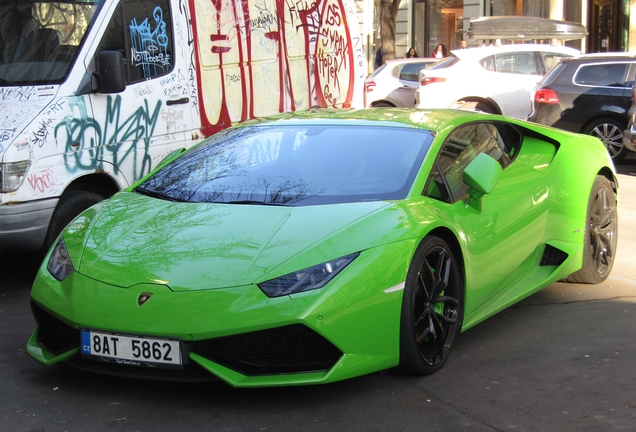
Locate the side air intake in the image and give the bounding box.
[540,244,568,266]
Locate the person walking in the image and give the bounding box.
[405,47,418,58]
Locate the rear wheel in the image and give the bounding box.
[564,176,617,284]
[399,236,463,375]
[40,191,104,254]
[372,102,394,107]
[583,118,627,162]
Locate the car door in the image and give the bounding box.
[570,61,635,121]
[87,0,195,185]
[424,121,553,316]
[485,51,543,119]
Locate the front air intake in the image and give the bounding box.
[192,324,342,376]
[31,301,79,355]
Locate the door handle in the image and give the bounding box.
[166,97,189,106]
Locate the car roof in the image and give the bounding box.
[450,44,580,60]
[242,107,499,134]
[563,52,636,62]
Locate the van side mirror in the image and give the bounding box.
[463,153,502,200]
[97,51,126,93]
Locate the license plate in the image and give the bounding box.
[81,330,182,368]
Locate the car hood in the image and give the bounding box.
[75,192,392,291]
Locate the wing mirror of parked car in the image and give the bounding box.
[463,153,502,205]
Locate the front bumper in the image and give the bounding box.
[0,198,58,252]
[27,241,413,387]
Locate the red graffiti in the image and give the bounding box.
[188,0,357,136]
[27,170,55,193]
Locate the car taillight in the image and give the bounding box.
[365,81,376,93]
[534,89,559,104]
[420,77,446,86]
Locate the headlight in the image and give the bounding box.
[47,238,74,281]
[258,253,359,298]
[0,160,31,192]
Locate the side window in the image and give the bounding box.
[399,62,427,82]
[480,55,495,71]
[424,123,517,202]
[97,0,174,84]
[574,63,629,87]
[494,52,539,75]
[540,52,572,73]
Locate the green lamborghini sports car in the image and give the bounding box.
[27,109,618,387]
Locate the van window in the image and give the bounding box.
[0,1,100,84]
[98,0,174,84]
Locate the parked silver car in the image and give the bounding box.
[623,85,636,154]
[365,58,437,107]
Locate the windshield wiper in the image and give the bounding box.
[135,186,185,202]
[226,200,287,206]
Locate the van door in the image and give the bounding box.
[87,0,195,185]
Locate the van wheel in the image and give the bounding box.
[40,191,104,254]
[583,118,627,162]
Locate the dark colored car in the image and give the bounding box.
[528,53,636,161]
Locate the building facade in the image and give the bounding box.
[361,0,635,73]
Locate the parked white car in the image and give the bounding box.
[365,58,437,107]
[414,44,579,119]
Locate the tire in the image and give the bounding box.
[399,236,463,375]
[564,176,617,284]
[583,118,627,162]
[40,191,104,254]
[372,102,394,107]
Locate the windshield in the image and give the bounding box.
[137,124,434,206]
[0,0,102,85]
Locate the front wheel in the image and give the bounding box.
[399,236,463,375]
[564,176,617,284]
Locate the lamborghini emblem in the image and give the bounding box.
[137,293,153,306]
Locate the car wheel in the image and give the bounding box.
[372,102,394,107]
[399,236,463,375]
[583,118,627,162]
[564,176,617,284]
[40,191,104,254]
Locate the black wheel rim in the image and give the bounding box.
[590,124,623,158]
[590,186,616,276]
[412,245,459,367]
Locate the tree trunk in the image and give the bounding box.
[378,0,401,63]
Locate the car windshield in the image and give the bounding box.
[0,0,102,85]
[137,124,434,206]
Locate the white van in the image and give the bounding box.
[0,0,365,252]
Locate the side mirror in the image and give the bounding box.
[463,153,502,200]
[97,51,126,93]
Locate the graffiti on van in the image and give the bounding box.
[56,95,161,180]
[130,6,172,78]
